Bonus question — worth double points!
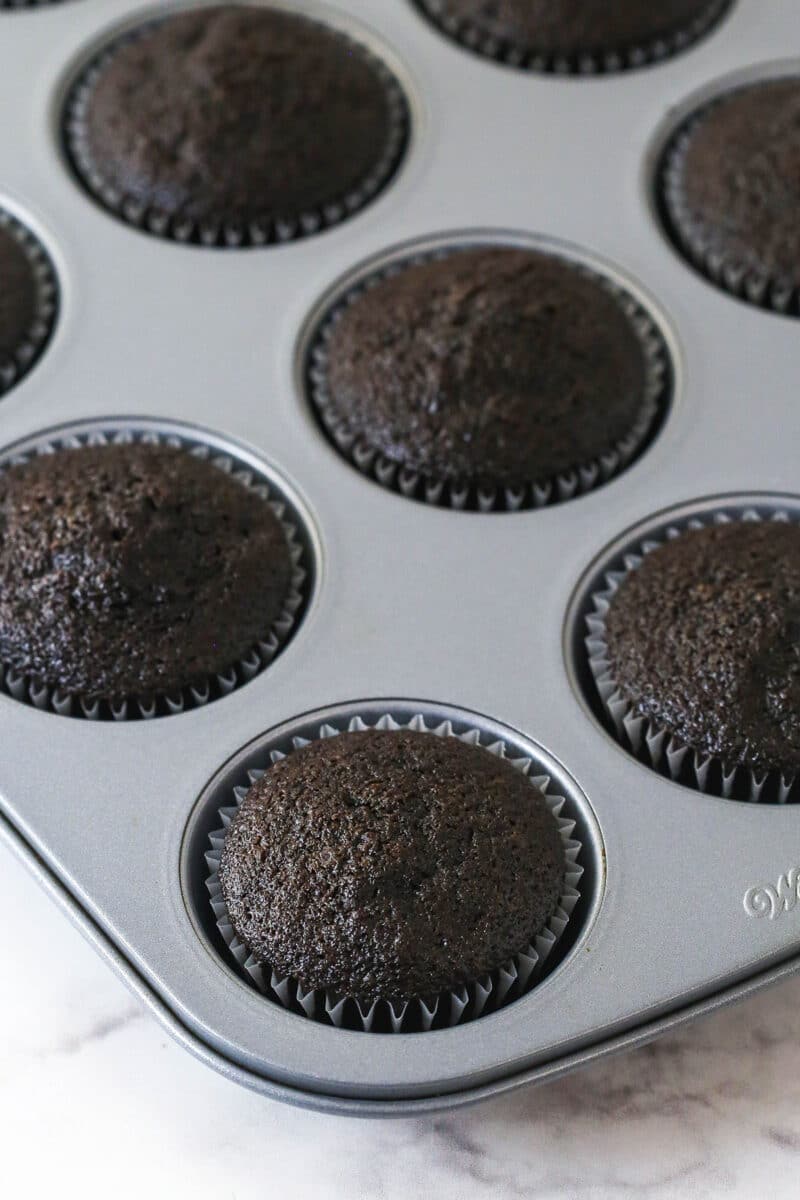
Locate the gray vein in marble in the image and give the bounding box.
[33,1005,144,1061]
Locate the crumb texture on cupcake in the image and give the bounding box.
[421,0,726,59]
[70,5,403,232]
[322,247,649,490]
[219,729,566,1003]
[604,521,800,774]
[664,78,800,294]
[0,442,292,701]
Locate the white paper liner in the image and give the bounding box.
[585,505,800,804]
[0,208,57,395]
[62,10,409,248]
[308,246,670,512]
[415,0,732,75]
[206,710,584,1033]
[0,425,309,720]
[660,82,800,316]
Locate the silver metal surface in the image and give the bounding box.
[1,0,799,1115]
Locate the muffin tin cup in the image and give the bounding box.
[659,84,800,317]
[204,708,584,1033]
[61,7,410,248]
[584,504,800,804]
[0,422,311,721]
[0,208,58,397]
[306,245,671,512]
[414,0,733,76]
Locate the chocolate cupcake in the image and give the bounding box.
[0,438,301,716]
[416,0,732,73]
[216,726,569,1017]
[64,5,408,245]
[310,245,669,510]
[661,77,800,314]
[585,512,800,801]
[0,211,57,396]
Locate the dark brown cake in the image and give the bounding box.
[321,247,650,490]
[0,442,292,702]
[0,223,41,364]
[604,521,800,773]
[663,78,800,296]
[219,729,566,1003]
[67,5,405,238]
[419,0,729,64]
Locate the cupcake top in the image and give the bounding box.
[320,247,651,490]
[0,442,292,702]
[219,729,565,1003]
[664,78,800,294]
[604,521,800,774]
[421,0,726,62]
[68,5,404,238]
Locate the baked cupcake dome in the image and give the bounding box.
[64,5,408,245]
[218,728,566,1004]
[603,521,800,775]
[0,213,57,395]
[312,245,667,505]
[0,442,293,705]
[416,0,732,72]
[661,77,800,312]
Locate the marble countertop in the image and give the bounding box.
[4,841,799,1200]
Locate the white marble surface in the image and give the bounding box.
[3,840,800,1200]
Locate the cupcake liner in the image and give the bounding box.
[307,246,670,512]
[0,424,310,720]
[0,208,58,396]
[62,11,409,248]
[414,0,732,76]
[585,505,800,804]
[205,710,584,1033]
[659,86,800,316]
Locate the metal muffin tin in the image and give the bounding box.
[2,0,800,1116]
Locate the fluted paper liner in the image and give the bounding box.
[415,0,732,76]
[585,506,800,803]
[206,711,584,1033]
[63,11,409,248]
[0,208,57,396]
[308,247,670,512]
[660,83,800,317]
[0,425,309,720]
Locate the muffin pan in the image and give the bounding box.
[2,0,800,1116]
